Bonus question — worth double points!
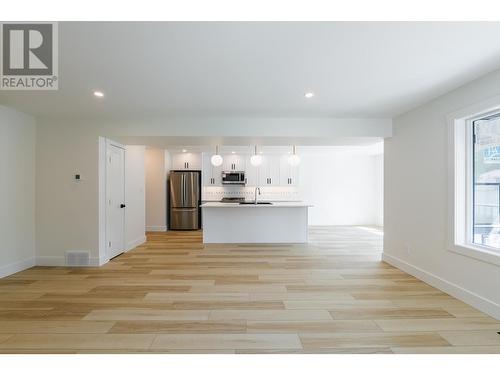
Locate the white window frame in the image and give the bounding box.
[448,95,500,266]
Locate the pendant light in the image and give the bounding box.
[288,145,301,166]
[250,145,263,167]
[210,145,223,167]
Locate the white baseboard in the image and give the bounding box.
[126,235,147,252]
[382,252,500,320]
[98,256,109,266]
[0,257,35,278]
[36,256,101,267]
[36,256,65,266]
[146,226,167,232]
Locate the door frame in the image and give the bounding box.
[104,138,126,262]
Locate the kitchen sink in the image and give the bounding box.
[239,201,273,205]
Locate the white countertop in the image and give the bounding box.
[201,201,312,208]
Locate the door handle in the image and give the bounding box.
[120,204,126,208]
[181,174,185,206]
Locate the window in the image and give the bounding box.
[472,114,500,250]
[448,96,500,266]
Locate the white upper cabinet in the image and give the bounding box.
[222,154,245,171]
[279,154,300,186]
[202,153,222,186]
[244,155,259,186]
[200,150,300,187]
[258,155,281,186]
[172,152,202,170]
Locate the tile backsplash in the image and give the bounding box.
[202,186,301,202]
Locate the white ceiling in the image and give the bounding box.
[2,22,500,119]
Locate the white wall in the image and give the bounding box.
[384,67,500,319]
[0,106,36,277]
[145,148,167,231]
[36,124,100,264]
[299,150,383,226]
[125,145,146,250]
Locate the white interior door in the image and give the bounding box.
[106,142,125,259]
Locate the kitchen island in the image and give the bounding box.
[201,202,311,244]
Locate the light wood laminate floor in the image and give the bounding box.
[1,226,499,353]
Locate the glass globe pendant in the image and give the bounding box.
[250,145,262,167]
[211,145,223,166]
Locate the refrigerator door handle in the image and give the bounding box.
[184,174,187,206]
[181,174,185,207]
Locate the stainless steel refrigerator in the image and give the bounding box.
[169,171,200,230]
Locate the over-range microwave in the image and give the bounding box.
[221,171,246,185]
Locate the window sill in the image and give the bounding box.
[449,243,500,267]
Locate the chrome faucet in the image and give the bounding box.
[254,187,261,204]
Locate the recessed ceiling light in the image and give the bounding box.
[182,149,187,153]
[231,151,235,154]
[93,91,104,98]
[304,92,314,99]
